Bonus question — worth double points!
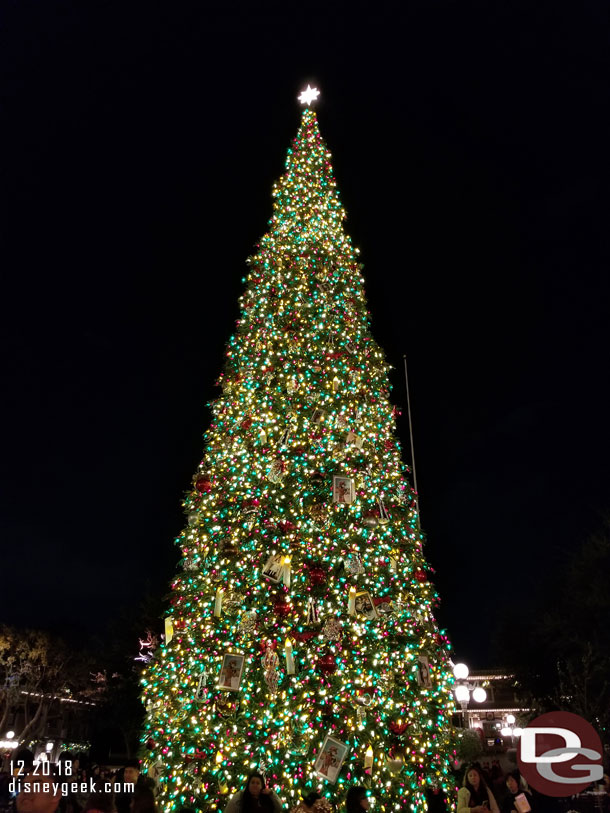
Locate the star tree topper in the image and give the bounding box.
[298,84,320,105]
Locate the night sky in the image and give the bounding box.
[3,1,609,664]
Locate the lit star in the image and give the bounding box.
[298,85,320,106]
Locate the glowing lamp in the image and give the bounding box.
[472,687,487,703]
[453,663,469,680]
[455,685,470,703]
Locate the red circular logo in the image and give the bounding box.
[518,711,603,796]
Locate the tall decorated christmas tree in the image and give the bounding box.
[140,87,456,813]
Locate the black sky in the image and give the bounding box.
[3,0,610,663]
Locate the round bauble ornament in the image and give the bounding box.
[414,569,428,583]
[318,652,337,675]
[146,738,155,750]
[309,565,326,586]
[241,417,253,431]
[188,511,199,526]
[274,596,292,619]
[194,475,212,494]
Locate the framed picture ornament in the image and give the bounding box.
[313,734,349,784]
[417,655,432,688]
[333,476,355,505]
[262,554,285,583]
[218,652,245,691]
[354,590,377,620]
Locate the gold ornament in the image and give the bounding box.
[238,610,257,635]
[222,591,242,616]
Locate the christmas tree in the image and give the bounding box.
[141,87,456,813]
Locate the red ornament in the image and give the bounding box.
[414,569,427,583]
[292,630,316,643]
[195,475,212,493]
[274,597,291,618]
[241,417,253,431]
[389,719,409,736]
[309,566,326,586]
[146,738,155,750]
[318,653,337,675]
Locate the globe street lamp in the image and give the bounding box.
[452,662,487,727]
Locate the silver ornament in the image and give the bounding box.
[322,617,342,642]
[344,554,364,576]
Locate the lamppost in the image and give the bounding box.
[452,662,487,728]
[500,714,523,742]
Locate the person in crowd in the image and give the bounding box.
[82,792,115,813]
[130,789,156,813]
[58,754,82,813]
[122,762,140,790]
[501,771,533,813]
[457,765,500,813]
[0,771,11,813]
[115,760,146,813]
[88,767,101,783]
[13,751,35,777]
[223,773,283,813]
[345,787,369,813]
[15,775,62,813]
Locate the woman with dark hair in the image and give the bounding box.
[501,771,533,813]
[223,774,283,813]
[345,787,369,813]
[457,766,499,813]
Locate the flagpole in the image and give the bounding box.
[402,354,420,518]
